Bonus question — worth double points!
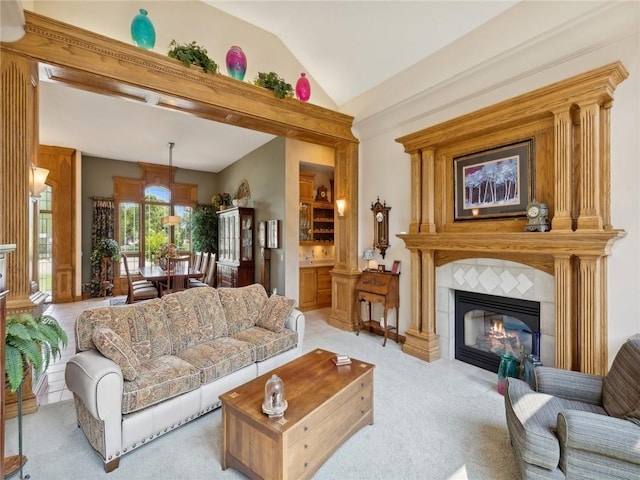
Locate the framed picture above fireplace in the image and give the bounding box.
[454,138,534,221]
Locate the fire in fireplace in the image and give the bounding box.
[455,290,540,372]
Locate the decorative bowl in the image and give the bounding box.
[233,198,249,207]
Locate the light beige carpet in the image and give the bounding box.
[4,309,519,479]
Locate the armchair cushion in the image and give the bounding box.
[505,378,606,471]
[92,323,140,381]
[602,337,640,425]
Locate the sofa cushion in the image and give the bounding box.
[76,298,171,360]
[218,284,268,335]
[602,337,640,426]
[92,323,140,381]
[505,378,607,471]
[122,355,201,414]
[233,327,298,361]
[161,288,228,352]
[255,295,296,333]
[175,337,255,384]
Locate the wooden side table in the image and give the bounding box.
[355,270,399,346]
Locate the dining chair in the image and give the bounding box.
[159,256,190,295]
[122,253,159,304]
[193,251,203,272]
[190,253,216,288]
[189,252,209,287]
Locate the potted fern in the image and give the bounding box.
[168,40,219,74]
[5,313,68,393]
[253,72,294,99]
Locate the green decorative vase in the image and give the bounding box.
[131,8,156,50]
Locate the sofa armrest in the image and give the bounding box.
[285,308,305,345]
[65,349,124,420]
[535,366,603,405]
[557,410,640,465]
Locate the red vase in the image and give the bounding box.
[295,73,311,102]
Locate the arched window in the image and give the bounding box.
[116,170,195,274]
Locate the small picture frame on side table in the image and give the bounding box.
[377,264,386,272]
[391,260,401,274]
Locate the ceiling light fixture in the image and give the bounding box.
[161,142,181,227]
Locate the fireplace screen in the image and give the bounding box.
[455,290,540,372]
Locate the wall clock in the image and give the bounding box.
[315,185,328,202]
[371,197,391,258]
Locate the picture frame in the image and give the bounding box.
[267,219,279,249]
[454,139,534,220]
[391,260,401,274]
[258,221,266,248]
[377,264,386,273]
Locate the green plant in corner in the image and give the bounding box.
[5,313,68,392]
[191,204,218,254]
[168,40,219,74]
[90,238,122,265]
[253,71,294,99]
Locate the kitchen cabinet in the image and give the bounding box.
[299,265,332,310]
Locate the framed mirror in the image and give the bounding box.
[371,197,391,258]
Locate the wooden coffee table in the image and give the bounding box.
[220,348,374,480]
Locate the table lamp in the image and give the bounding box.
[362,249,375,271]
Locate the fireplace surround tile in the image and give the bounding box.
[437,258,556,368]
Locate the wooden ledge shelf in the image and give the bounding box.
[398,230,625,257]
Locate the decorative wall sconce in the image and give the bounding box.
[30,165,49,199]
[336,198,346,217]
[371,197,391,258]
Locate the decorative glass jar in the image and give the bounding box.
[497,353,519,395]
[130,9,156,50]
[262,374,287,417]
[295,73,311,102]
[225,46,247,81]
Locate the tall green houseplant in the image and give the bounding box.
[5,313,68,392]
[191,204,218,253]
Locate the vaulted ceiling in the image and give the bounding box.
[12,1,610,172]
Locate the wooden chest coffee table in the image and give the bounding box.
[220,348,374,479]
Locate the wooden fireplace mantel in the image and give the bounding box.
[396,62,628,375]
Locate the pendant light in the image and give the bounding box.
[161,142,181,227]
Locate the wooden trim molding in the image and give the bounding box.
[396,62,628,374]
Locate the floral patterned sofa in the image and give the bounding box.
[65,284,304,472]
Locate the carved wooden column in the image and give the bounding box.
[329,141,361,332]
[600,102,612,230]
[421,149,436,233]
[0,51,38,314]
[552,108,574,231]
[553,255,574,369]
[402,248,440,361]
[577,102,603,230]
[408,151,421,234]
[578,255,607,375]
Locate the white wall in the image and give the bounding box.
[29,0,337,109]
[355,1,640,366]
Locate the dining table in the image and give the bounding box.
[138,265,204,293]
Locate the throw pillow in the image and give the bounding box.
[255,295,296,333]
[92,323,140,381]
